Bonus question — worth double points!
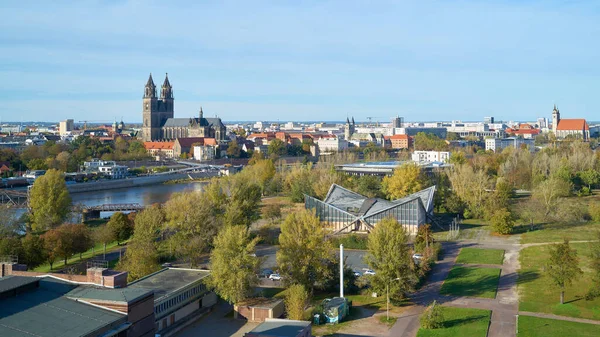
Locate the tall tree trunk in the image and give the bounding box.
[64,257,68,265]
[560,290,564,304]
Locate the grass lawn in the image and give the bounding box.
[517,316,600,337]
[440,266,501,299]
[416,307,491,337]
[33,240,124,273]
[456,248,505,265]
[519,221,600,244]
[518,243,600,320]
[433,218,492,242]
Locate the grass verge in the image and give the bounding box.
[455,248,505,265]
[518,243,600,320]
[416,307,491,337]
[519,221,600,244]
[33,240,125,273]
[440,266,501,299]
[517,315,600,337]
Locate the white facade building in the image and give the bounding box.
[485,137,535,152]
[316,137,349,152]
[98,164,128,179]
[83,159,117,172]
[411,151,451,163]
[193,145,216,162]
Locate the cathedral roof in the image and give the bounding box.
[557,119,589,131]
[146,73,155,87]
[162,73,171,88]
[163,117,224,128]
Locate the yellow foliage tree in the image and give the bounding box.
[382,163,426,200]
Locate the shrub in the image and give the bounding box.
[590,203,600,222]
[420,300,444,329]
[491,208,514,235]
[284,284,309,320]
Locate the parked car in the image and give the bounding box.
[353,270,362,277]
[269,273,282,281]
[260,269,274,278]
[363,269,376,275]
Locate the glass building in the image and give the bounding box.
[305,184,435,235]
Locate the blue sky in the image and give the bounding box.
[1,0,599,123]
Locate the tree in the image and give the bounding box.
[95,224,114,259]
[223,177,262,228]
[206,225,260,304]
[276,209,334,290]
[268,139,287,158]
[227,138,241,158]
[164,191,222,267]
[579,169,600,191]
[132,204,164,242]
[284,164,315,202]
[21,234,47,268]
[532,177,571,220]
[118,237,160,281]
[365,218,417,301]
[587,232,600,299]
[29,169,72,231]
[414,132,448,151]
[414,224,434,253]
[546,239,583,304]
[42,225,76,266]
[490,208,514,235]
[284,284,309,320]
[71,224,93,260]
[382,163,426,200]
[106,212,133,245]
[263,204,282,224]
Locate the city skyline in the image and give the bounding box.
[1,1,599,122]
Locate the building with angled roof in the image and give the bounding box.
[305,184,435,235]
[141,73,226,142]
[551,105,590,140]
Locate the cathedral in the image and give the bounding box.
[141,73,226,142]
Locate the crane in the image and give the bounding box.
[365,117,380,126]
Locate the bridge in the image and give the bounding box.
[82,203,146,221]
[0,189,29,208]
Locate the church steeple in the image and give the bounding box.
[144,73,156,98]
[199,106,204,119]
[161,73,173,99]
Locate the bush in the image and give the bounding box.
[590,203,600,222]
[263,204,282,224]
[420,300,444,329]
[491,208,514,235]
[285,284,309,320]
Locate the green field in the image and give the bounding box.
[33,240,125,273]
[456,248,505,265]
[440,266,501,299]
[416,307,491,337]
[517,316,600,337]
[518,243,600,320]
[520,222,600,244]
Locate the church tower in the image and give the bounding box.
[344,117,355,140]
[552,104,560,134]
[142,73,159,141]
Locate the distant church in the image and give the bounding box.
[551,105,590,141]
[141,73,226,142]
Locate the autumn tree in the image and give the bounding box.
[227,138,241,158]
[490,208,514,235]
[276,209,334,290]
[532,177,571,220]
[42,224,90,266]
[223,177,262,228]
[546,239,583,304]
[284,284,309,320]
[263,204,282,224]
[206,225,260,303]
[447,164,491,218]
[268,138,287,158]
[382,163,426,200]
[95,224,114,259]
[586,232,600,299]
[365,218,417,301]
[29,169,72,231]
[164,191,223,267]
[106,212,133,245]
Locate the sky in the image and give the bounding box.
[0,0,599,123]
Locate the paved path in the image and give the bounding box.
[518,311,600,325]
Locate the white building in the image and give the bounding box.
[193,145,216,162]
[98,164,128,179]
[411,151,451,163]
[83,159,117,172]
[315,137,348,152]
[485,137,535,152]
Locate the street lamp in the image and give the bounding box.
[387,277,401,321]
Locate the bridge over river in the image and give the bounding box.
[81,203,146,221]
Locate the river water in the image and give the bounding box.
[70,181,207,207]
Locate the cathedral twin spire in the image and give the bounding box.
[144,73,172,99]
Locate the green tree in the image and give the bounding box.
[579,169,600,191]
[414,132,448,151]
[206,225,260,304]
[365,218,417,301]
[546,239,583,304]
[414,224,434,253]
[284,284,309,320]
[118,237,160,281]
[276,209,334,290]
[263,204,282,224]
[268,139,287,158]
[71,224,93,260]
[29,169,72,231]
[420,300,444,329]
[164,191,222,267]
[42,224,76,266]
[94,224,114,259]
[21,234,47,268]
[227,138,242,158]
[223,177,262,228]
[382,163,426,200]
[532,177,571,220]
[106,212,133,245]
[132,205,164,242]
[490,208,514,235]
[586,232,600,299]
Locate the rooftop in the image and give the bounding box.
[0,277,127,337]
[127,268,209,301]
[557,118,589,131]
[247,318,310,337]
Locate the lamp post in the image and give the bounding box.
[387,277,401,321]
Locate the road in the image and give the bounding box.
[255,244,368,272]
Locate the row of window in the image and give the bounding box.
[155,283,207,315]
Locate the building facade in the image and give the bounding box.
[485,137,535,152]
[141,74,226,142]
[411,150,451,163]
[552,105,590,140]
[59,119,74,135]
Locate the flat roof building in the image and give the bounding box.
[244,318,312,337]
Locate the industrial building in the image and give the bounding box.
[305,184,436,235]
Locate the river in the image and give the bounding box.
[70,181,207,207]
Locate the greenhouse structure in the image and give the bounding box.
[304,184,436,235]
